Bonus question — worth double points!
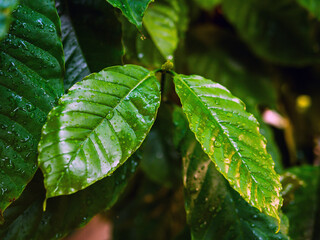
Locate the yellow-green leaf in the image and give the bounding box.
[173,73,283,224]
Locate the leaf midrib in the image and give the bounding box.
[58,70,156,178]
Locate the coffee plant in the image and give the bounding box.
[0,0,319,239]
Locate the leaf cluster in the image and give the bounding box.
[0,0,320,239]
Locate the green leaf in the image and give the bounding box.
[282,165,319,240]
[221,0,320,66]
[0,0,18,40]
[173,73,283,224]
[296,0,320,19]
[121,16,165,69]
[143,1,180,60]
[38,65,161,198]
[0,0,64,214]
[106,0,153,29]
[180,126,289,239]
[56,0,90,91]
[185,26,283,172]
[0,156,139,240]
[192,0,220,10]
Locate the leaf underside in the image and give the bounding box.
[173,74,282,223]
[38,65,160,198]
[0,0,64,214]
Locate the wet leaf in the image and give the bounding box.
[180,127,289,239]
[0,0,64,214]
[0,156,139,240]
[143,0,182,60]
[38,65,160,198]
[173,73,283,224]
[186,27,283,172]
[55,0,90,91]
[106,0,153,29]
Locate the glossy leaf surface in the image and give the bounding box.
[222,0,320,65]
[173,74,282,223]
[0,156,138,240]
[143,1,179,59]
[282,166,319,240]
[38,65,160,198]
[180,127,289,239]
[0,0,64,214]
[106,0,153,29]
[0,0,18,40]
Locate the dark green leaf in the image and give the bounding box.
[180,126,289,239]
[0,0,18,40]
[38,65,161,198]
[106,0,153,29]
[222,0,320,65]
[0,0,64,214]
[282,165,319,240]
[0,156,138,240]
[55,0,90,91]
[173,73,283,223]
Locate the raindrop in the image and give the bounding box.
[36,19,44,29]
[214,141,221,148]
[106,111,114,120]
[26,103,35,111]
[46,164,52,173]
[6,160,14,169]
